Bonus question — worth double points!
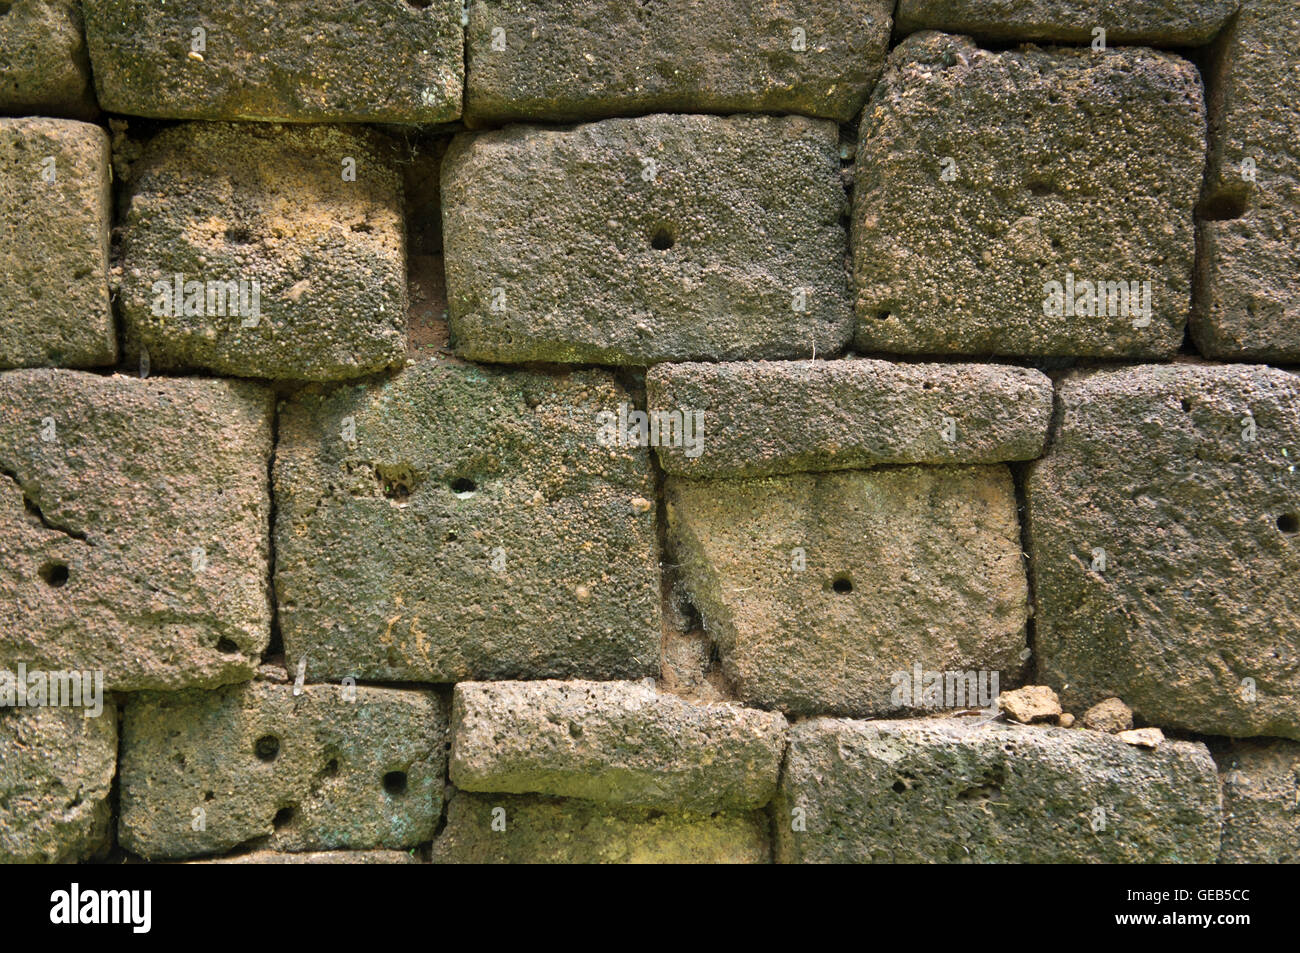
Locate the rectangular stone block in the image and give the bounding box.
[433,791,769,864]
[275,360,661,683]
[450,680,787,812]
[119,682,446,860]
[1215,739,1300,864]
[667,465,1028,716]
[0,370,273,691]
[119,123,407,381]
[0,118,114,369]
[0,1,96,118]
[775,718,1221,863]
[465,0,893,125]
[83,0,463,123]
[646,358,1053,478]
[443,113,851,366]
[1026,364,1300,740]
[854,33,1204,358]
[1193,3,1300,361]
[896,0,1236,45]
[0,702,118,863]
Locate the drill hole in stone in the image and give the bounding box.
[650,227,676,251]
[272,806,295,830]
[1278,513,1299,534]
[450,477,477,497]
[38,561,69,588]
[216,637,239,654]
[831,574,853,594]
[383,770,408,795]
[254,735,281,762]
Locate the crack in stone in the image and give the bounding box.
[1,469,91,544]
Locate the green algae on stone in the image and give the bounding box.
[0,118,114,369]
[274,360,661,683]
[119,682,446,860]
[0,370,273,691]
[443,113,851,366]
[83,0,463,123]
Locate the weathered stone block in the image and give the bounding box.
[1215,739,1300,864]
[1026,364,1300,739]
[443,113,851,365]
[646,358,1053,478]
[896,0,1236,45]
[775,718,1221,863]
[0,118,114,369]
[1193,4,1300,361]
[0,370,273,691]
[450,680,787,811]
[275,360,661,683]
[119,122,407,382]
[119,682,446,860]
[464,0,892,125]
[433,791,769,864]
[0,1,96,118]
[854,33,1204,358]
[667,465,1027,716]
[0,702,118,863]
[83,0,462,123]
[193,850,420,864]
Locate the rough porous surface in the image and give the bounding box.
[646,358,1053,478]
[854,33,1204,358]
[451,680,787,811]
[0,0,96,118]
[464,0,893,125]
[1193,3,1300,361]
[1215,739,1300,864]
[896,0,1236,45]
[0,703,118,863]
[119,122,407,381]
[275,360,661,683]
[0,370,273,691]
[83,0,463,123]
[668,465,1028,716]
[443,113,851,365]
[119,682,446,860]
[775,717,1222,863]
[433,791,769,864]
[0,118,114,369]
[193,850,419,864]
[1027,364,1300,740]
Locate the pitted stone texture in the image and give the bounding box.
[0,370,272,691]
[1216,739,1300,864]
[775,718,1221,864]
[434,792,769,864]
[119,682,446,860]
[443,113,851,366]
[667,465,1027,716]
[119,123,406,382]
[83,0,462,123]
[896,0,1235,45]
[854,33,1204,358]
[275,360,661,683]
[1193,4,1300,361]
[464,0,892,125]
[1,119,114,369]
[1026,364,1300,740]
[451,680,787,812]
[0,703,117,863]
[0,1,96,118]
[646,359,1052,478]
[194,850,420,864]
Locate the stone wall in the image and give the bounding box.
[1,0,1297,864]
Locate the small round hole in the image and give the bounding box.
[38,561,68,587]
[323,758,339,777]
[892,780,907,793]
[873,310,891,321]
[272,806,294,830]
[254,735,281,762]
[650,227,675,251]
[383,771,408,795]
[450,477,476,497]
[1278,513,1299,534]
[216,637,239,654]
[224,226,254,245]
[831,575,853,594]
